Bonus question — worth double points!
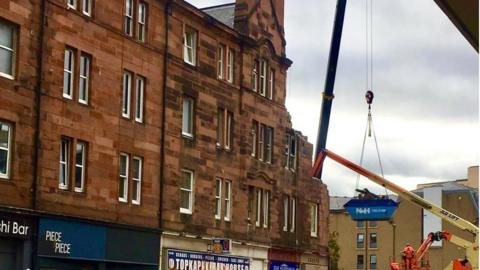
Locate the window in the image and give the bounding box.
[137,2,146,42]
[310,203,318,237]
[67,0,77,9]
[82,0,92,16]
[285,133,297,171]
[357,220,365,228]
[258,124,264,160]
[180,169,194,214]
[259,59,267,96]
[124,0,133,36]
[78,54,90,104]
[217,45,224,79]
[63,48,75,99]
[264,127,273,163]
[370,255,377,270]
[122,71,132,118]
[283,196,288,231]
[255,188,261,227]
[135,76,145,123]
[119,153,129,202]
[370,233,377,248]
[215,178,222,220]
[252,60,258,92]
[356,255,364,270]
[224,180,231,221]
[268,69,274,100]
[183,27,197,65]
[290,197,296,232]
[227,48,234,82]
[216,109,233,150]
[369,220,377,227]
[0,19,17,79]
[59,138,70,189]
[357,233,365,248]
[74,142,86,192]
[251,120,258,157]
[263,190,269,228]
[0,122,12,179]
[132,156,142,205]
[182,97,194,138]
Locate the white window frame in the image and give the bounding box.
[290,197,296,232]
[224,180,231,221]
[259,59,267,96]
[265,126,272,164]
[252,60,258,92]
[263,190,269,228]
[122,71,132,118]
[217,45,224,79]
[135,76,145,123]
[63,48,74,99]
[0,122,12,179]
[183,27,196,66]
[67,0,77,9]
[124,0,133,36]
[74,141,86,192]
[132,156,142,205]
[227,48,234,83]
[82,0,92,16]
[251,121,257,157]
[258,124,264,161]
[0,20,16,80]
[225,112,232,150]
[59,138,70,189]
[180,169,194,214]
[78,54,90,104]
[286,134,297,171]
[357,233,365,248]
[182,97,194,138]
[215,178,222,220]
[283,196,289,232]
[119,153,129,202]
[310,203,318,237]
[137,2,146,42]
[268,69,274,100]
[255,188,261,227]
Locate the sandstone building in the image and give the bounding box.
[0,0,329,269]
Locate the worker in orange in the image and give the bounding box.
[402,243,415,269]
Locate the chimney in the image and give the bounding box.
[466,166,479,188]
[233,0,252,35]
[234,0,286,37]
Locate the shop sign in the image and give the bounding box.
[211,239,231,254]
[269,261,299,270]
[38,218,159,265]
[167,249,250,270]
[0,214,33,239]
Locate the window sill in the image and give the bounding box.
[58,185,69,191]
[78,100,89,106]
[0,73,14,81]
[310,233,318,238]
[118,198,128,203]
[62,93,73,100]
[74,187,84,193]
[132,200,141,205]
[182,133,194,140]
[180,208,192,215]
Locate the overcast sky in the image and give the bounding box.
[187,0,479,196]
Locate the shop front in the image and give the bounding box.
[267,248,300,270]
[299,252,328,270]
[0,213,35,270]
[161,233,269,270]
[37,217,159,270]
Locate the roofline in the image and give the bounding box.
[200,2,235,11]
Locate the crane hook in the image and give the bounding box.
[365,90,374,106]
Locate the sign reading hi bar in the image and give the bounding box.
[167,249,250,270]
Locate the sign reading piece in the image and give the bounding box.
[167,249,250,270]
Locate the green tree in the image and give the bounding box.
[328,231,341,270]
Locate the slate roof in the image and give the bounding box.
[201,3,235,29]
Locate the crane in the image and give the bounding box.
[312,149,479,270]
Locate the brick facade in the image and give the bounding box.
[0,0,329,265]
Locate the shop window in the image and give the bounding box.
[0,122,12,179]
[183,26,197,66]
[357,233,365,248]
[180,169,194,214]
[132,156,142,205]
[0,19,17,79]
[370,233,377,248]
[356,255,364,270]
[310,203,318,237]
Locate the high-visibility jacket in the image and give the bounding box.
[402,245,415,258]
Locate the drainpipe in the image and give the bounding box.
[158,0,172,267]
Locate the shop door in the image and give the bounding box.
[0,239,19,270]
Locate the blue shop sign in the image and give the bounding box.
[167,249,250,270]
[269,261,299,270]
[344,198,398,221]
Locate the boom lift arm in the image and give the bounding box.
[312,149,479,269]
